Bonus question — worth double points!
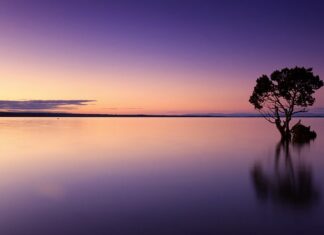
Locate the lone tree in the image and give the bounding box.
[249,67,323,140]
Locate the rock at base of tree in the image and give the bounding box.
[291,121,317,143]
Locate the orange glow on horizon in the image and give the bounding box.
[0,51,255,114]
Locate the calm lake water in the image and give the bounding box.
[0,118,323,235]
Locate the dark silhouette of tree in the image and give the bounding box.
[249,67,323,140]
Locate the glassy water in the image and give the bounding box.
[0,118,323,235]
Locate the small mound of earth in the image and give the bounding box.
[291,121,317,143]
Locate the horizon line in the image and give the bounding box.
[0,111,323,118]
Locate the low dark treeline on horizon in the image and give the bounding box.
[0,111,324,118]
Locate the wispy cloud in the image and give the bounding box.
[0,100,95,111]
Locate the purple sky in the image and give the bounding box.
[0,0,323,114]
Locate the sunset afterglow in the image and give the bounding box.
[0,0,323,114]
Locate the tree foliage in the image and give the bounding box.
[249,67,323,139]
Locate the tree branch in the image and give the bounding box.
[292,108,308,115]
[258,110,276,124]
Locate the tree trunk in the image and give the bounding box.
[284,115,292,140]
[275,118,291,141]
[275,118,285,138]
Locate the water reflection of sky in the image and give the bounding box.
[0,118,323,234]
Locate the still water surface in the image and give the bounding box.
[0,118,323,235]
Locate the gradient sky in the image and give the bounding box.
[0,0,323,114]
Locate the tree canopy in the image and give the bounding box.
[249,67,323,139]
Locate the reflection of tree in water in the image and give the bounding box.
[251,140,320,209]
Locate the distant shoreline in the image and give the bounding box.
[0,112,323,118]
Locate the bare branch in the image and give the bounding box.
[292,108,308,115]
[258,110,276,124]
